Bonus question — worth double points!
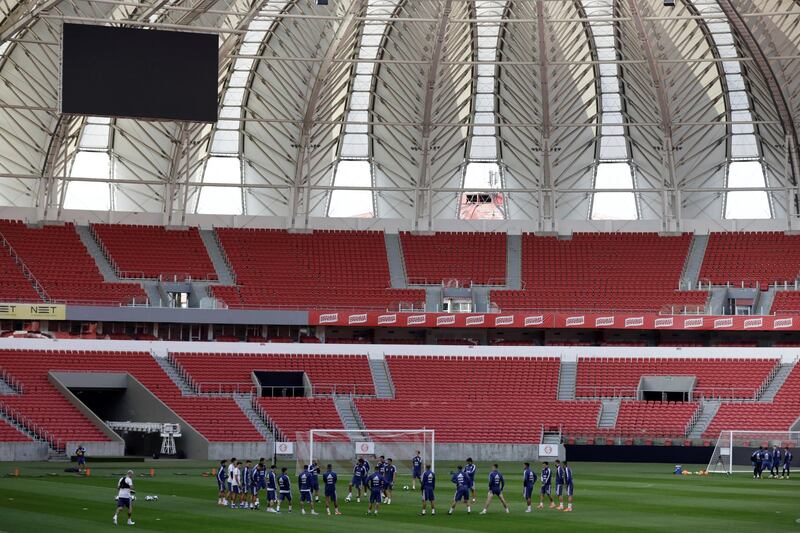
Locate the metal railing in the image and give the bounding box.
[0,401,64,451]
[193,381,377,397]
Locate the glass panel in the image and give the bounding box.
[591,162,637,220]
[329,160,374,218]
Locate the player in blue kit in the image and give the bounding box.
[412,451,423,490]
[420,464,436,516]
[277,467,292,513]
[480,464,509,514]
[464,458,477,502]
[216,459,228,506]
[522,462,537,512]
[762,447,772,478]
[562,461,574,512]
[298,465,318,515]
[346,458,366,503]
[253,462,265,510]
[366,465,386,516]
[538,461,555,509]
[266,464,278,513]
[782,446,793,478]
[242,460,253,509]
[554,460,565,510]
[309,461,320,502]
[448,465,472,515]
[770,446,782,478]
[384,458,397,504]
[322,464,342,515]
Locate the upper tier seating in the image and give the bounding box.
[92,224,216,281]
[0,247,41,302]
[400,232,506,286]
[171,352,375,396]
[700,232,800,287]
[0,417,33,442]
[355,355,600,443]
[213,229,424,310]
[575,357,778,400]
[0,350,261,446]
[606,401,699,438]
[0,221,146,305]
[703,363,800,438]
[491,233,707,312]
[255,397,344,441]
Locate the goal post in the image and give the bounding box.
[294,429,435,475]
[707,430,799,474]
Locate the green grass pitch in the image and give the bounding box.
[0,460,797,532]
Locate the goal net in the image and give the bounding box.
[294,429,435,476]
[707,430,799,474]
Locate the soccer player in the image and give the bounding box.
[762,447,772,478]
[480,464,509,514]
[522,462,537,512]
[322,464,342,515]
[384,458,397,504]
[113,469,135,526]
[366,465,386,515]
[242,460,253,509]
[253,462,265,509]
[554,459,565,510]
[312,465,321,503]
[412,450,423,490]
[230,461,243,509]
[277,467,292,513]
[464,458,477,502]
[771,445,782,478]
[782,446,793,479]
[298,464,318,515]
[751,447,762,478]
[216,459,228,506]
[226,457,236,504]
[75,444,87,474]
[537,461,554,509]
[448,465,471,515]
[420,464,436,516]
[563,461,574,512]
[346,458,366,503]
[266,464,278,512]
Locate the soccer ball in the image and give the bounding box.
[403,485,409,491]
[345,496,351,503]
[145,495,159,501]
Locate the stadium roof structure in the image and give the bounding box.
[0,0,798,232]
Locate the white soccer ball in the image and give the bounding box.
[145,495,159,501]
[403,485,409,491]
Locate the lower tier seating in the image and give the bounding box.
[0,417,33,441]
[0,350,261,446]
[171,352,375,396]
[255,397,344,441]
[576,357,778,400]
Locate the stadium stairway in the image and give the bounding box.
[199,230,236,285]
[557,361,577,400]
[471,286,490,312]
[506,234,522,290]
[680,234,708,288]
[756,288,777,315]
[708,288,728,314]
[233,393,275,442]
[0,373,17,395]
[687,400,721,439]
[333,396,365,430]
[152,355,195,395]
[368,358,395,398]
[383,233,408,288]
[75,225,121,281]
[598,400,621,428]
[758,362,796,402]
[425,286,442,311]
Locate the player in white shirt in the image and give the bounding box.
[226,458,236,505]
[113,470,135,526]
[230,461,243,509]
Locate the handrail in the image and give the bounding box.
[0,234,51,301]
[195,381,377,397]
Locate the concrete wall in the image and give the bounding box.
[64,440,125,457]
[0,442,48,461]
[208,442,269,461]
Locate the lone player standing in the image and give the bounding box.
[113,469,135,526]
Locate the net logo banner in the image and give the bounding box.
[0,303,66,320]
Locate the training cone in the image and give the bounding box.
[150,468,155,477]
[85,468,91,477]
[13,467,19,477]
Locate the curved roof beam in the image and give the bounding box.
[716,0,800,190]
[290,0,367,228]
[414,0,453,230]
[0,0,59,42]
[625,0,679,230]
